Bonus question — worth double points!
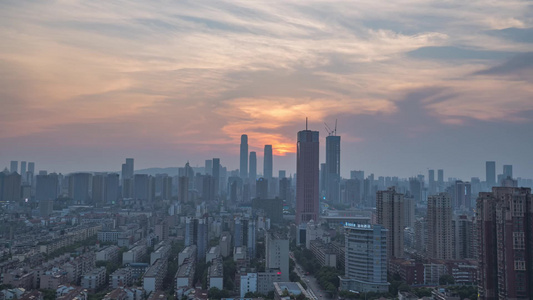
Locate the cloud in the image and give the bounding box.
[1,0,532,177]
[473,52,533,76]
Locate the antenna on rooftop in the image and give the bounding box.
[306,117,308,130]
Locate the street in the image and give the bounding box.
[290,252,332,300]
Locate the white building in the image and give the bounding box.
[240,272,257,297]
[339,223,389,293]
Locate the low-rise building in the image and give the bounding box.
[206,246,220,263]
[207,257,223,290]
[96,246,121,262]
[123,244,147,265]
[81,267,106,292]
[273,282,313,300]
[175,258,195,291]
[256,269,282,294]
[178,245,197,265]
[310,239,337,268]
[143,259,167,295]
[110,268,133,288]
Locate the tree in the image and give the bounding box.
[439,274,455,286]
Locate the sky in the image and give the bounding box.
[1,0,532,180]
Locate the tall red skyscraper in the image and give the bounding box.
[296,128,319,225]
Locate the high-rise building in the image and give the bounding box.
[453,215,475,260]
[27,162,35,184]
[437,169,444,191]
[205,159,213,175]
[68,173,92,204]
[105,173,119,204]
[36,173,59,202]
[133,174,152,201]
[10,161,18,174]
[339,223,389,293]
[212,158,220,196]
[503,164,513,179]
[92,174,106,206]
[263,145,273,180]
[0,171,22,202]
[256,178,268,199]
[265,231,289,281]
[477,187,533,299]
[426,193,453,260]
[296,129,319,225]
[325,135,341,203]
[409,177,422,204]
[278,170,286,179]
[20,161,27,182]
[185,217,208,262]
[178,176,189,203]
[428,169,436,195]
[485,161,496,187]
[249,152,257,182]
[240,135,248,179]
[376,187,404,259]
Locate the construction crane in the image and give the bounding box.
[324,119,337,136]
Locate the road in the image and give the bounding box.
[290,252,331,300]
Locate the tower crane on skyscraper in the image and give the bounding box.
[324,119,337,136]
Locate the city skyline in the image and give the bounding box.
[1,1,533,179]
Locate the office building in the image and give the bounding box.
[240,134,248,179]
[296,128,319,225]
[477,187,533,299]
[325,135,341,203]
[376,187,404,259]
[265,231,289,281]
[485,161,496,187]
[249,152,257,182]
[205,159,212,175]
[27,162,35,183]
[426,193,453,260]
[339,223,389,293]
[264,145,273,180]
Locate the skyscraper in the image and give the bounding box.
[426,193,453,260]
[325,135,341,203]
[240,134,248,179]
[10,161,18,174]
[20,161,27,182]
[376,187,404,259]
[296,129,319,225]
[503,164,513,179]
[263,145,273,180]
[205,159,212,175]
[249,152,257,182]
[212,158,220,196]
[485,161,496,187]
[477,187,533,299]
[428,169,436,195]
